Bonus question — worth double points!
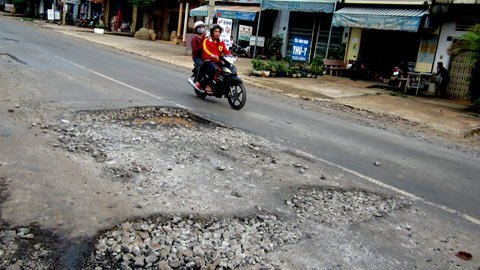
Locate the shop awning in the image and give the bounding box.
[343,0,430,4]
[433,0,478,3]
[190,5,208,17]
[189,5,260,21]
[262,0,335,13]
[332,7,428,32]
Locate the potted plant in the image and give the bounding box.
[265,35,284,60]
[289,67,300,78]
[309,64,323,78]
[268,61,278,77]
[251,59,264,76]
[277,61,289,77]
[261,66,271,77]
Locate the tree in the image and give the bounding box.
[449,24,480,106]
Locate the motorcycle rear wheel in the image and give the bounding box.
[227,82,246,110]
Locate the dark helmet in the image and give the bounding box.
[209,24,223,37]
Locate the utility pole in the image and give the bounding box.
[252,0,263,59]
[62,0,66,25]
[207,0,215,27]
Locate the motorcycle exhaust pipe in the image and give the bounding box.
[187,79,205,93]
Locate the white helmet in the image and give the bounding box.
[194,21,205,30]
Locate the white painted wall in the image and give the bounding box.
[434,21,467,70]
[272,10,290,58]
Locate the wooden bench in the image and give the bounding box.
[323,59,347,76]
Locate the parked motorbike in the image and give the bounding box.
[231,44,250,58]
[188,55,246,110]
[76,15,99,28]
[390,62,409,88]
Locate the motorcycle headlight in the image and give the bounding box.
[222,67,232,73]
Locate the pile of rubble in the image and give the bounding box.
[286,187,412,226]
[84,214,301,269]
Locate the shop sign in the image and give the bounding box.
[238,25,252,41]
[47,9,61,20]
[216,10,257,21]
[249,36,264,47]
[291,37,310,62]
[217,17,234,48]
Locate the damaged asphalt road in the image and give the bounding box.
[1,19,480,269]
[1,102,479,269]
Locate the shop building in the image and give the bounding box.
[333,0,431,79]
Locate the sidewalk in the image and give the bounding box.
[25,18,480,138]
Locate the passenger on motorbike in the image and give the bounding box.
[191,21,206,89]
[201,24,231,94]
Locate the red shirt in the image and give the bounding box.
[202,37,230,62]
[191,33,205,59]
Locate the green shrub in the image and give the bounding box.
[252,59,266,70]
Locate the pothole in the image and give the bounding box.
[75,106,218,128]
[45,106,262,202]
[286,187,412,226]
[0,53,26,65]
[0,224,63,270]
[82,214,302,269]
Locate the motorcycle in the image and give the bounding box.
[231,43,250,58]
[188,55,246,110]
[390,62,409,88]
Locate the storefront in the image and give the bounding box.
[78,0,103,21]
[262,0,337,62]
[106,0,132,32]
[333,6,428,78]
[189,2,261,48]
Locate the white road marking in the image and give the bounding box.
[55,56,190,110]
[292,149,480,226]
[55,56,479,226]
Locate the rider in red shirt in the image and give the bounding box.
[201,24,231,94]
[191,21,206,89]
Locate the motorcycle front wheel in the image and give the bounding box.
[227,82,246,110]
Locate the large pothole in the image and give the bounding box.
[82,214,302,269]
[286,187,412,226]
[45,106,278,212]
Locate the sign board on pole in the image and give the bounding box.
[249,36,264,47]
[291,36,310,62]
[217,17,233,48]
[238,25,252,41]
[55,11,61,20]
[47,9,54,20]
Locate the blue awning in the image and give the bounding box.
[262,0,335,13]
[190,5,208,17]
[190,5,260,21]
[332,7,428,32]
